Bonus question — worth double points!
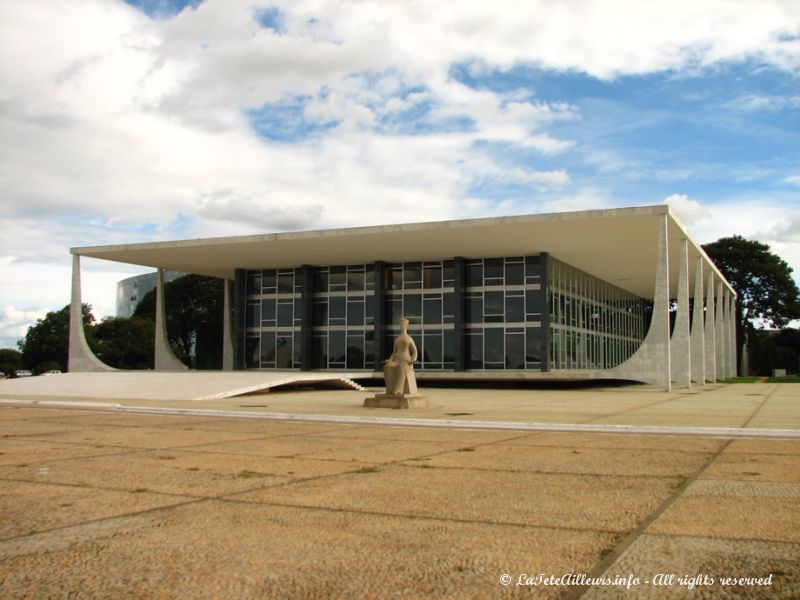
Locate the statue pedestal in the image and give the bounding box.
[363,393,429,409]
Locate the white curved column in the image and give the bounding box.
[670,238,691,387]
[67,254,116,372]
[154,268,189,371]
[611,214,671,390]
[222,278,234,371]
[715,280,726,379]
[727,294,737,377]
[704,276,716,382]
[690,258,705,384]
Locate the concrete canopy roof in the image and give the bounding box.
[72,205,734,299]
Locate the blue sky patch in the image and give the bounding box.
[123,0,202,19]
[254,6,286,33]
[247,98,339,142]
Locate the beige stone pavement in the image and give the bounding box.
[1,382,799,598]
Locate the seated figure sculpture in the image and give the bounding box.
[383,318,419,396]
[363,317,428,409]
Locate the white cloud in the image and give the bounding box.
[785,175,800,186]
[1,0,799,336]
[0,306,50,350]
[663,194,711,226]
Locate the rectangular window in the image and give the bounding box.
[261,298,276,326]
[329,266,347,291]
[468,330,483,369]
[484,258,503,286]
[260,331,276,365]
[443,329,455,368]
[442,260,455,287]
[246,302,260,328]
[467,292,483,324]
[505,261,523,286]
[246,271,261,296]
[329,296,346,325]
[423,332,443,366]
[277,299,293,327]
[484,327,504,365]
[347,268,365,292]
[277,271,293,294]
[347,333,364,369]
[423,295,442,325]
[245,336,260,368]
[276,333,292,368]
[312,334,327,368]
[347,298,364,326]
[467,261,482,287]
[506,293,524,323]
[329,331,346,365]
[484,291,504,323]
[505,331,524,369]
[423,263,442,289]
[404,262,422,289]
[262,269,277,293]
[404,293,422,322]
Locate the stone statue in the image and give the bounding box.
[363,317,428,409]
[383,318,419,396]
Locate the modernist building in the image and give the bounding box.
[116,270,183,318]
[68,205,737,390]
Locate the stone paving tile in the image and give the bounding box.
[725,439,800,455]
[0,480,181,540]
[0,438,125,467]
[419,443,714,478]
[647,481,800,543]
[0,449,298,497]
[590,414,750,428]
[193,436,466,463]
[500,432,726,453]
[20,425,267,450]
[582,534,800,599]
[235,464,680,533]
[700,452,800,483]
[312,424,528,444]
[0,407,78,421]
[0,500,618,600]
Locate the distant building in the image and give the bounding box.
[72,205,737,389]
[116,271,182,317]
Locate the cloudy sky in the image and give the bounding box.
[1,0,799,348]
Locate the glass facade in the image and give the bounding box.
[243,268,303,369]
[311,264,376,370]
[463,256,546,371]
[240,253,647,373]
[386,260,456,370]
[548,257,646,369]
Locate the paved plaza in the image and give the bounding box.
[0,382,798,598]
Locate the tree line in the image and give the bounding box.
[3,275,223,375]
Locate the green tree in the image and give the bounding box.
[93,316,154,369]
[0,348,22,376]
[749,328,800,376]
[134,275,223,369]
[17,304,97,373]
[703,235,800,371]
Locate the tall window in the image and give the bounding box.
[244,268,303,369]
[464,256,545,371]
[311,264,375,370]
[548,257,645,369]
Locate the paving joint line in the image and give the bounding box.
[4,400,798,439]
[562,439,734,600]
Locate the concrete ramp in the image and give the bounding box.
[0,371,367,402]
